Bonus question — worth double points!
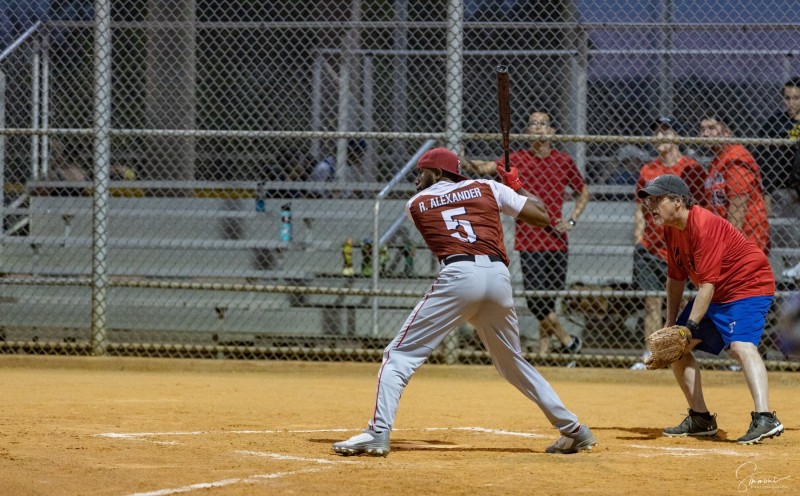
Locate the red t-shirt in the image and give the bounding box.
[497,149,585,252]
[406,179,527,266]
[664,207,775,303]
[636,156,706,260]
[705,145,770,254]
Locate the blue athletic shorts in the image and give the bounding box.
[677,296,773,355]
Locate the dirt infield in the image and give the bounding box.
[0,356,797,495]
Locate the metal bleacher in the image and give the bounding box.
[1,183,797,345]
[0,187,429,342]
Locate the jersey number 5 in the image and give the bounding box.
[442,207,477,243]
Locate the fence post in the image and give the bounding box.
[0,71,5,243]
[443,0,464,153]
[442,0,465,363]
[90,0,112,356]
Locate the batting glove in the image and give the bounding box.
[496,164,523,191]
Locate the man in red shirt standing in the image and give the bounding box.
[631,117,706,369]
[638,174,783,445]
[464,111,589,356]
[699,115,770,254]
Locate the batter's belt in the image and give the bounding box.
[441,254,504,266]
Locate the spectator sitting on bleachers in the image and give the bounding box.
[45,141,88,197]
[606,145,650,185]
[309,139,368,197]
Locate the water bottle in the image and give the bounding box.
[280,203,292,242]
[379,244,389,276]
[361,237,373,277]
[342,238,354,276]
[255,181,266,212]
[402,240,416,276]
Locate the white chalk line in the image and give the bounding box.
[127,451,359,496]
[94,428,353,445]
[97,426,546,445]
[127,467,328,496]
[108,426,546,495]
[627,444,758,457]
[423,426,547,439]
[236,450,362,465]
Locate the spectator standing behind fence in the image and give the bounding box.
[463,111,589,356]
[630,117,706,370]
[699,115,770,255]
[271,147,313,199]
[755,77,800,216]
[332,148,597,457]
[637,174,783,445]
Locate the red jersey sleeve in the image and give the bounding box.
[678,159,707,207]
[725,162,757,198]
[565,154,586,192]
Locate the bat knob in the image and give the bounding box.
[496,65,508,73]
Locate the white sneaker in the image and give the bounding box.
[782,262,800,280]
[630,352,651,370]
[332,428,390,457]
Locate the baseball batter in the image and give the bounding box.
[332,148,596,457]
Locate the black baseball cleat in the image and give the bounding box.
[559,335,583,355]
[662,409,718,437]
[736,412,784,445]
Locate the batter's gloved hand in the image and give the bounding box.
[496,165,523,191]
[644,325,693,370]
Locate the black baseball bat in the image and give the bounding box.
[496,65,511,172]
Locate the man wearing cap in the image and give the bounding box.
[462,111,589,356]
[630,117,706,370]
[332,147,597,457]
[699,115,770,254]
[638,174,783,445]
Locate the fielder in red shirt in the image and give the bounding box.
[638,174,782,445]
[631,116,707,370]
[699,116,770,254]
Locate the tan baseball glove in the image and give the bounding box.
[644,325,693,370]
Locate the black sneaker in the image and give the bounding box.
[560,335,582,355]
[662,409,718,437]
[736,412,784,445]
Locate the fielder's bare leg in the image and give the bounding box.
[538,318,553,355]
[643,296,662,340]
[544,311,573,347]
[662,339,719,437]
[669,341,710,412]
[728,341,770,412]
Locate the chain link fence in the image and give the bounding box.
[1,0,799,369]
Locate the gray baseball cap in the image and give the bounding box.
[652,116,683,135]
[637,174,689,199]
